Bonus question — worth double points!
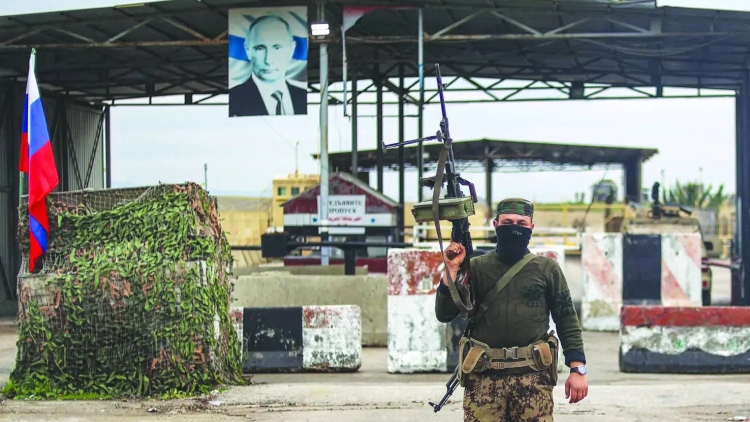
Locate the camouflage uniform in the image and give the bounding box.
[436,198,586,422]
[463,370,555,421]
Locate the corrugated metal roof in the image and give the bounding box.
[0,0,748,102]
[280,171,400,207]
[316,138,659,172]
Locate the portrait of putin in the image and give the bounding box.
[228,14,307,117]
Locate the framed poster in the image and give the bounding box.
[228,6,308,117]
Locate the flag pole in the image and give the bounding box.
[18,48,35,204]
[18,164,25,203]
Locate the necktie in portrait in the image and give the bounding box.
[272,90,285,115]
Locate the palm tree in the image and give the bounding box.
[663,180,729,210]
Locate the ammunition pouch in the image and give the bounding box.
[456,331,560,387]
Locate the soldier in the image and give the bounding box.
[436,198,588,421]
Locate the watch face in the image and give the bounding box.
[575,365,587,375]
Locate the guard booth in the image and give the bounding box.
[279,172,400,273]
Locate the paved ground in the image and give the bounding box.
[0,260,743,421]
[1,328,749,420]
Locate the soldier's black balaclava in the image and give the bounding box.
[495,198,534,264]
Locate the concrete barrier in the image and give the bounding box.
[232,265,368,277]
[235,305,362,372]
[581,233,702,332]
[232,274,387,346]
[387,247,567,374]
[619,306,750,373]
[581,233,623,332]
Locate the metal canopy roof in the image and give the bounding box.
[312,138,659,172]
[1,0,750,104]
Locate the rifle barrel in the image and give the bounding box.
[382,135,439,150]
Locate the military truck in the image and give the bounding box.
[604,182,714,306]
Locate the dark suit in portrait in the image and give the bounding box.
[229,76,307,117]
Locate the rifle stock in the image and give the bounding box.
[428,367,459,412]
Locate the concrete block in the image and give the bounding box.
[581,233,623,332]
[582,233,703,332]
[238,305,362,373]
[660,233,703,306]
[232,274,386,346]
[387,294,449,373]
[620,306,750,373]
[232,265,368,277]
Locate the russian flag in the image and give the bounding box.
[19,51,59,272]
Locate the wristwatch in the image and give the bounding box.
[570,365,587,375]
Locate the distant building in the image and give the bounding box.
[272,172,320,228]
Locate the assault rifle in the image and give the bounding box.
[382,63,478,316]
[382,64,478,412]
[428,367,459,412]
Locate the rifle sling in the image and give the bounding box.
[432,135,473,314]
[469,253,536,327]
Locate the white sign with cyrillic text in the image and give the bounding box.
[316,195,366,225]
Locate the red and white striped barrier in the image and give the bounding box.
[581,233,623,332]
[581,232,702,332]
[620,306,750,373]
[660,233,703,306]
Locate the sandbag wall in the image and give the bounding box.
[8,183,244,398]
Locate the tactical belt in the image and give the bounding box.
[457,334,559,385]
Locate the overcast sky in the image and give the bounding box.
[2,0,746,203]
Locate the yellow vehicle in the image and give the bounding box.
[605,182,713,306]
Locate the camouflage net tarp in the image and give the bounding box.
[4,183,245,399]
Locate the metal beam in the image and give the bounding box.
[106,91,732,107]
[105,18,155,44]
[1,29,741,50]
[162,18,210,41]
[0,39,227,50]
[347,31,748,43]
[431,10,484,39]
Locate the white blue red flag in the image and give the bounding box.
[18,50,59,272]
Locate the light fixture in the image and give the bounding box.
[310,21,330,41]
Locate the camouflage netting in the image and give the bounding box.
[4,183,245,399]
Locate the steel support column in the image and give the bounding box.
[417,7,424,203]
[734,89,745,306]
[736,73,750,306]
[623,158,642,203]
[398,63,405,243]
[485,152,494,222]
[0,88,16,302]
[104,104,111,187]
[351,69,358,177]
[318,2,330,266]
[375,62,384,193]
